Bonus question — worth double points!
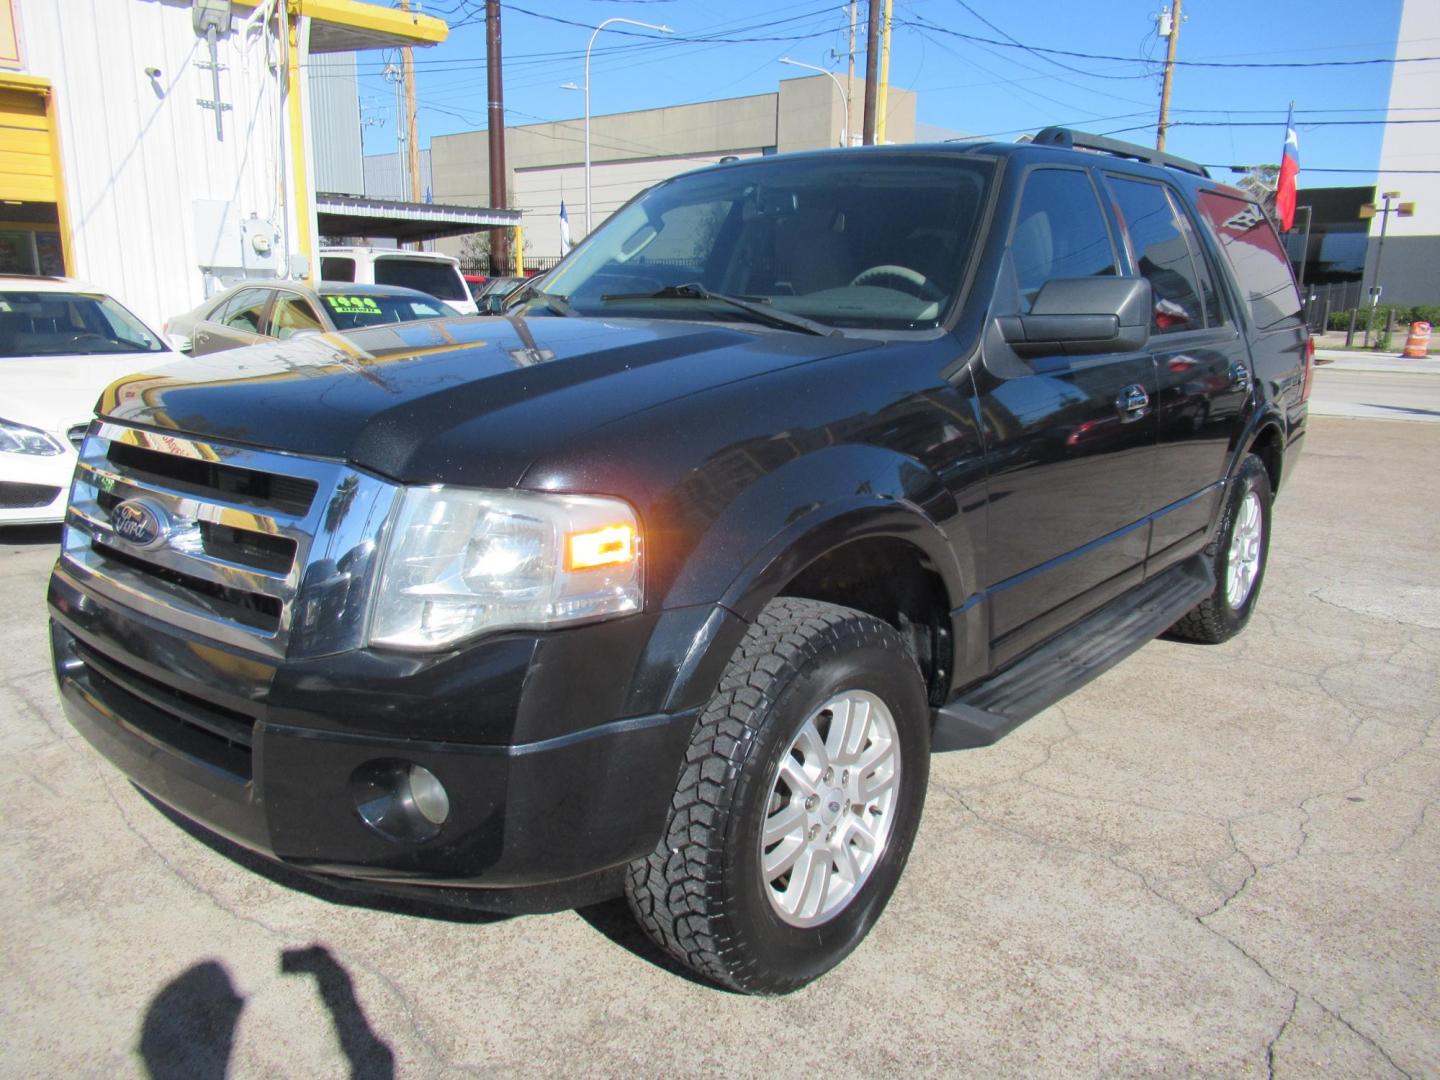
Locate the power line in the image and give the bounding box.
[901,22,1440,69]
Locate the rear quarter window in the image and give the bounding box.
[1195,192,1302,332]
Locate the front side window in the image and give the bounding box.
[0,291,167,358]
[1107,175,1209,334]
[543,155,994,332]
[269,296,324,339]
[1009,168,1117,313]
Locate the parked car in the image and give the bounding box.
[473,275,528,313]
[165,281,452,356]
[0,277,174,526]
[49,129,1311,993]
[318,246,478,315]
[463,273,488,302]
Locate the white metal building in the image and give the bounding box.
[0,0,453,328]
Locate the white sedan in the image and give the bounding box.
[1,277,176,526]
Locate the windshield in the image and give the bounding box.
[373,257,467,301]
[320,292,450,330]
[0,291,167,357]
[542,154,993,332]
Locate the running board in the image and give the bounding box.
[931,555,1214,751]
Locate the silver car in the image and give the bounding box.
[165,281,452,355]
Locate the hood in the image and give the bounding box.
[98,315,877,487]
[5,351,178,435]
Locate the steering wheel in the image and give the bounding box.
[849,265,945,301]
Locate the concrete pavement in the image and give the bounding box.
[1,417,1437,1078]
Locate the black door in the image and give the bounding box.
[1104,174,1251,566]
[974,166,1157,666]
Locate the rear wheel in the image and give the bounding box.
[1170,453,1273,643]
[625,597,930,994]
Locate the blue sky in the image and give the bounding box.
[349,0,1415,189]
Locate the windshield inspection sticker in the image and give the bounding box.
[325,295,382,316]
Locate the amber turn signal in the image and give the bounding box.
[566,524,637,571]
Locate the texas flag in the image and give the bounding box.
[1275,105,1299,232]
[559,200,572,257]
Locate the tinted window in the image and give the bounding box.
[1010,168,1116,313]
[270,296,323,339]
[0,291,166,357]
[220,289,270,333]
[321,257,356,282]
[1167,190,1224,326]
[1195,191,1303,331]
[373,258,466,301]
[1107,176,1207,334]
[320,291,449,330]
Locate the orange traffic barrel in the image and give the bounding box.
[1403,321,1432,358]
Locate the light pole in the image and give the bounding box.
[585,17,672,237]
[778,57,849,148]
[1359,190,1417,345]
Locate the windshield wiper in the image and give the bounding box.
[600,283,836,337]
[506,281,577,317]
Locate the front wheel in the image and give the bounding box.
[625,598,930,994]
[1170,452,1273,643]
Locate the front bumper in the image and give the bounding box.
[49,566,704,910]
[0,445,74,525]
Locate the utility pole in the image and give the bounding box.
[847,1,856,147]
[1155,0,1182,151]
[401,1,421,204]
[875,0,893,143]
[862,0,879,144]
[485,0,508,271]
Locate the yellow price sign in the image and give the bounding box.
[325,295,382,315]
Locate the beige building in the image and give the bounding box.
[430,75,917,264]
[1365,0,1439,306]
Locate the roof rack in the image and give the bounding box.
[1029,127,1209,178]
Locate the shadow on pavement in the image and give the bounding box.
[139,960,245,1080]
[575,898,734,992]
[140,790,509,925]
[281,945,396,1080]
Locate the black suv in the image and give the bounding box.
[49,129,1310,994]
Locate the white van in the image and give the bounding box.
[318,247,478,316]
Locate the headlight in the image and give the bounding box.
[368,486,643,649]
[0,418,66,456]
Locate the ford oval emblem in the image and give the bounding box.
[110,499,168,550]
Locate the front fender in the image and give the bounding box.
[647,445,967,714]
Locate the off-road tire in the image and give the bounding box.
[1170,453,1273,644]
[624,597,930,994]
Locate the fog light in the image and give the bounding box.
[407,764,450,825]
[351,759,451,843]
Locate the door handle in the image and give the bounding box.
[1229,362,1252,393]
[1116,384,1149,419]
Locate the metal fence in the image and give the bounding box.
[1299,280,1365,334]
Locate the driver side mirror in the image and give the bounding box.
[998,277,1151,358]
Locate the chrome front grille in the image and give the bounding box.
[61,423,399,658]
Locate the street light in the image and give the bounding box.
[779,57,849,148]
[585,17,673,236]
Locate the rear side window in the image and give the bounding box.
[321,257,356,282]
[1195,191,1303,331]
[1010,168,1117,313]
[1107,175,1214,334]
[218,289,271,333]
[373,258,466,301]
